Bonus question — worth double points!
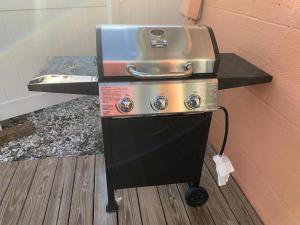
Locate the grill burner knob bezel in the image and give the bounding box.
[117,97,134,113]
[152,96,168,111]
[186,94,202,109]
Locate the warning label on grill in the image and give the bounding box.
[99,86,133,117]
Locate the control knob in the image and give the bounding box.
[186,94,201,109]
[152,96,168,111]
[118,97,134,113]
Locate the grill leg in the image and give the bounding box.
[189,178,200,188]
[102,118,119,212]
[106,190,118,212]
[106,174,119,212]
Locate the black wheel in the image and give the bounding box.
[185,186,209,207]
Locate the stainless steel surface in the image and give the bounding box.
[27,56,98,95]
[97,25,217,77]
[117,97,134,113]
[28,74,98,95]
[152,96,168,111]
[126,63,193,79]
[186,94,201,109]
[29,74,97,85]
[99,79,218,117]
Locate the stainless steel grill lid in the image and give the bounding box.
[97,25,219,79]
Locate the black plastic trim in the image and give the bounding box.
[96,27,104,81]
[206,26,220,74]
[217,53,273,90]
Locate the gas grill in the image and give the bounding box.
[28,25,273,212]
[97,25,218,211]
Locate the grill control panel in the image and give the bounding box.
[99,79,218,117]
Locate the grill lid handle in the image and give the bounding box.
[126,63,194,79]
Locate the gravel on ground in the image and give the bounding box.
[0,96,103,162]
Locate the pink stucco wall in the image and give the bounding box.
[199,1,300,224]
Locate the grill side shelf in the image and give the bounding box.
[217,53,273,90]
[27,56,99,95]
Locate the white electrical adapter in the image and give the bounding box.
[213,154,234,186]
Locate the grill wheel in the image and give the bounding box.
[185,186,209,207]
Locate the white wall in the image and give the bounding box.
[0,0,183,121]
[0,0,109,120]
[110,0,184,24]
